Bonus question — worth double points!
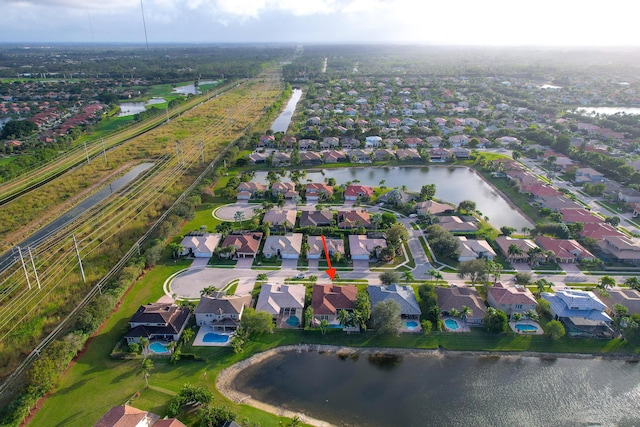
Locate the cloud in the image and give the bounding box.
[2,0,134,10]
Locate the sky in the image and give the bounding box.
[2,0,639,46]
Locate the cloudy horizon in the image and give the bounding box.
[2,0,639,47]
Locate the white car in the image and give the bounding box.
[295,273,305,279]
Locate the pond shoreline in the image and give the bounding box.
[216,344,640,427]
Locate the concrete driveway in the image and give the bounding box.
[352,259,370,270]
[236,258,254,269]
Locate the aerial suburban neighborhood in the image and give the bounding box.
[2,42,640,427]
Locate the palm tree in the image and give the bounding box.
[139,337,150,356]
[535,279,550,296]
[181,328,194,345]
[432,270,443,286]
[508,244,523,261]
[460,305,472,324]
[527,247,544,267]
[141,358,154,388]
[320,319,330,335]
[449,308,460,318]
[337,309,353,328]
[402,271,414,283]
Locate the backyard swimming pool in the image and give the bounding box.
[444,318,460,331]
[286,315,300,327]
[149,342,169,353]
[203,332,230,343]
[404,320,419,330]
[515,323,539,333]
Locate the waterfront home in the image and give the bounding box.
[535,236,595,263]
[311,284,358,326]
[600,289,640,315]
[305,183,334,201]
[542,289,613,338]
[519,183,563,199]
[434,285,486,325]
[396,148,422,161]
[124,304,190,344]
[300,151,323,165]
[237,182,267,198]
[262,208,297,231]
[536,195,582,212]
[337,210,372,229]
[195,294,251,331]
[368,284,421,320]
[456,237,496,262]
[94,404,186,427]
[487,283,537,317]
[271,182,296,197]
[494,236,539,263]
[262,233,303,259]
[596,235,640,264]
[322,150,348,163]
[349,235,386,260]
[436,216,478,233]
[415,200,454,216]
[255,284,305,324]
[307,235,344,260]
[220,232,262,258]
[452,147,471,159]
[429,148,451,162]
[299,210,334,228]
[179,233,221,258]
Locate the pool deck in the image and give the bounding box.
[193,325,233,347]
[443,317,471,333]
[509,320,544,335]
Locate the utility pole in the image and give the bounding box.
[200,140,205,165]
[27,247,41,290]
[73,235,86,283]
[84,141,90,164]
[17,247,31,290]
[101,138,107,164]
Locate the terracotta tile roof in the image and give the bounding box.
[311,284,357,315]
[487,283,537,306]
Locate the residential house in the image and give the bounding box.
[429,148,451,162]
[374,148,395,161]
[220,232,263,258]
[179,233,221,258]
[426,136,443,147]
[258,134,275,148]
[344,185,374,201]
[452,147,471,159]
[271,182,296,197]
[322,136,340,149]
[449,134,469,147]
[600,289,640,315]
[456,237,496,262]
[305,183,334,201]
[337,210,372,229]
[537,195,582,212]
[365,135,383,148]
[299,210,334,228]
[415,200,454,216]
[350,149,371,163]
[542,289,613,338]
[560,208,602,224]
[94,405,187,427]
[300,151,323,165]
[396,148,422,161]
[349,235,386,260]
[272,152,291,166]
[495,136,521,145]
[535,236,595,263]
[575,167,605,183]
[125,304,190,344]
[580,222,624,240]
[262,233,303,259]
[368,284,421,321]
[597,235,640,264]
[195,294,251,331]
[618,188,640,203]
[434,285,486,325]
[237,182,267,199]
[404,137,425,148]
[519,183,563,199]
[322,150,348,163]
[307,236,345,260]
[255,284,305,324]
[263,208,297,230]
[311,284,358,326]
[494,236,539,263]
[298,139,316,150]
[436,216,478,233]
[247,152,268,164]
[487,283,537,317]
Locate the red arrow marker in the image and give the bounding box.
[321,235,337,280]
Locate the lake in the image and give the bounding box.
[254,166,532,229]
[234,350,640,427]
[172,80,219,95]
[575,106,640,116]
[271,88,303,133]
[118,98,166,117]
